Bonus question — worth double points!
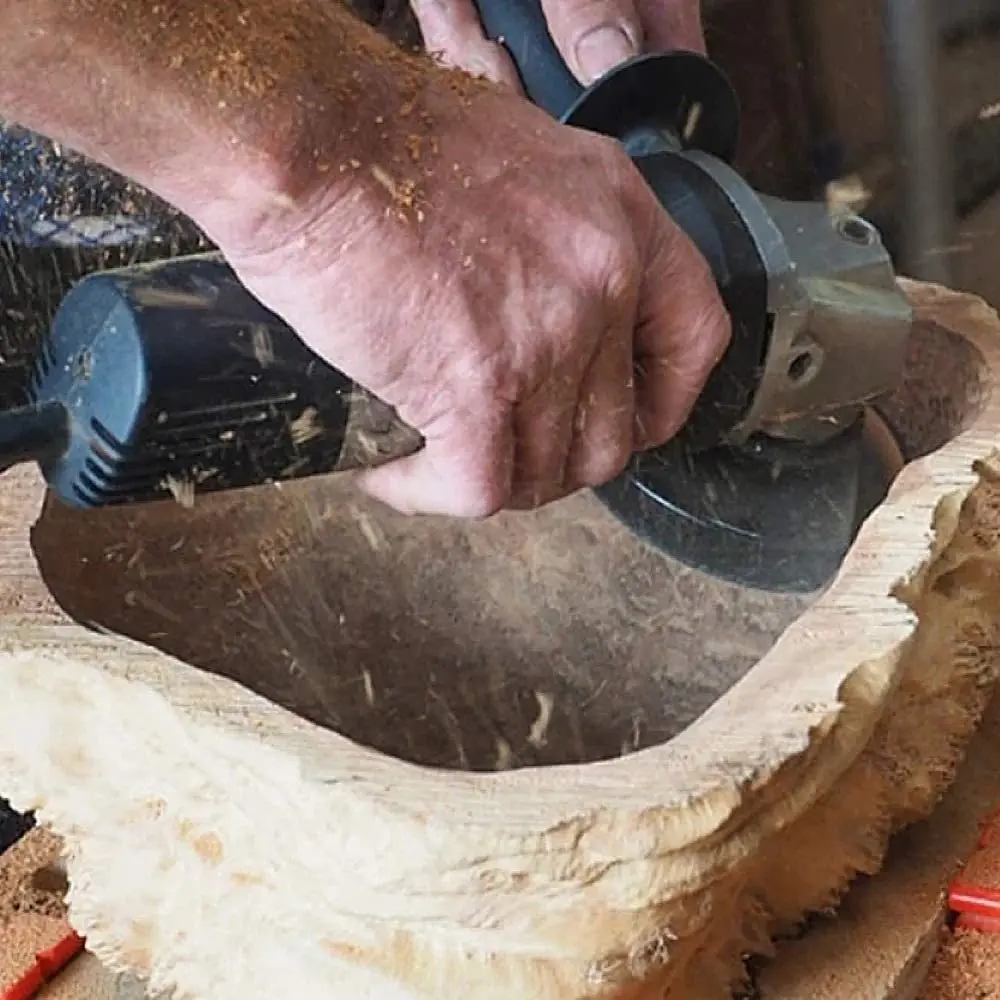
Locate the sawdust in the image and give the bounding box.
[41,952,148,1000]
[289,407,323,447]
[33,481,812,772]
[0,828,75,992]
[0,119,209,423]
[161,475,197,510]
[2,913,68,991]
[0,827,70,921]
[751,693,1000,1000]
[917,930,1000,999]
[59,0,487,197]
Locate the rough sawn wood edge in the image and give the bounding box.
[753,691,1000,1000]
[0,279,999,1000]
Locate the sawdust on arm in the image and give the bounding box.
[0,0,487,248]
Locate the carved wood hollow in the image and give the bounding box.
[28,317,987,773]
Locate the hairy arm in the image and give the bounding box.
[1,0,446,245]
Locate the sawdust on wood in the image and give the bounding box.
[0,827,68,920]
[41,953,148,1000]
[956,821,1000,891]
[752,690,1000,999]
[33,481,811,772]
[917,929,1000,999]
[0,828,74,992]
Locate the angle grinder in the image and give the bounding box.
[473,0,913,592]
[0,0,912,595]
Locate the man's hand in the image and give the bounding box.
[225,81,729,518]
[411,0,705,91]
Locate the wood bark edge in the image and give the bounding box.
[1,279,999,1000]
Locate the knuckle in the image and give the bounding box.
[710,305,733,355]
[448,42,516,83]
[509,481,565,511]
[479,42,518,82]
[690,302,733,371]
[445,450,510,518]
[576,433,633,487]
[600,137,645,186]
[569,146,646,298]
[588,208,638,261]
[580,134,639,194]
[569,218,639,297]
[601,243,641,303]
[636,410,675,450]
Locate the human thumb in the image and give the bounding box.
[541,0,642,84]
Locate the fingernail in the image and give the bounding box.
[575,24,637,83]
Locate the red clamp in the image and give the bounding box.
[947,805,1000,934]
[1,931,86,1000]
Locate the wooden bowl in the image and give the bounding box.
[0,280,998,1000]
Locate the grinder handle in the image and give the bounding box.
[471,0,585,119]
[51,253,425,492]
[174,254,426,474]
[182,254,427,475]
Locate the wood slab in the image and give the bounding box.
[20,692,1000,1000]
[0,279,999,1000]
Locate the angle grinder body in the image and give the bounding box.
[0,1,913,595]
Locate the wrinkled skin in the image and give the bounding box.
[224,78,729,518]
[410,0,704,89]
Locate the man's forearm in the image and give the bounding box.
[2,1,441,243]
